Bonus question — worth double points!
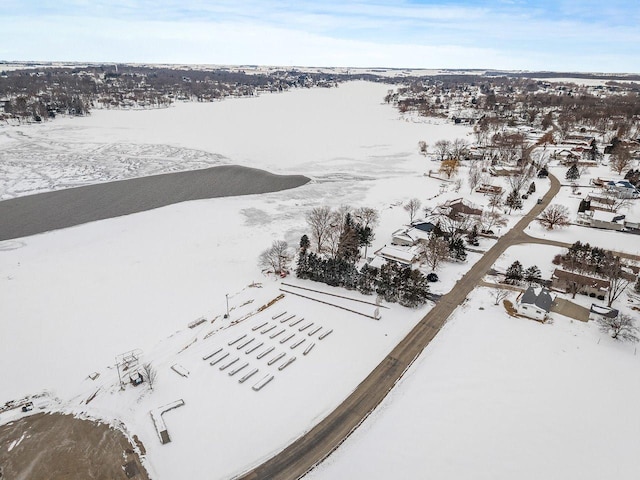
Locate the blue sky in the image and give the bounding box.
[1,1,638,72]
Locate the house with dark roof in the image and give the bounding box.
[588,304,619,323]
[434,198,483,219]
[516,286,553,321]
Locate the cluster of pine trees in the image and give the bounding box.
[504,260,542,285]
[552,241,610,276]
[296,237,431,308]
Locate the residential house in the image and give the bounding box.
[373,246,419,266]
[516,286,553,321]
[606,180,639,199]
[576,210,625,231]
[489,165,521,177]
[436,198,483,219]
[391,222,435,247]
[588,304,619,323]
[551,268,609,299]
[475,183,503,195]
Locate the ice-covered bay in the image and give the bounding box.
[0,81,465,199]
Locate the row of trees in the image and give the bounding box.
[295,250,431,308]
[305,206,379,261]
[504,261,542,285]
[0,65,355,123]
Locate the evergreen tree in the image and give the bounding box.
[296,250,310,279]
[432,221,445,238]
[356,224,374,258]
[398,268,431,308]
[537,166,549,178]
[505,260,524,284]
[466,225,479,245]
[357,264,377,295]
[524,265,542,285]
[299,234,310,253]
[448,238,467,261]
[376,262,399,302]
[528,181,536,194]
[505,189,523,213]
[337,213,360,263]
[635,276,640,294]
[565,164,580,180]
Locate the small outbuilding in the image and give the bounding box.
[588,304,619,323]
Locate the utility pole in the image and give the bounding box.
[224,293,229,319]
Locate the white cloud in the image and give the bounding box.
[0,1,638,73]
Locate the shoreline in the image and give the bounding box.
[0,165,310,241]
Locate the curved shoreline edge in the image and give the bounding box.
[0,165,310,242]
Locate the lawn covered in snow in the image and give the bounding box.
[307,285,640,480]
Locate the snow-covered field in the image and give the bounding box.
[0,81,483,478]
[307,284,640,480]
[2,81,639,480]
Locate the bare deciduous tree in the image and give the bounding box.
[601,190,632,213]
[490,288,509,305]
[450,138,469,160]
[259,240,292,274]
[437,213,473,242]
[419,235,450,271]
[433,139,451,161]
[354,207,380,258]
[418,140,428,155]
[537,205,571,230]
[610,146,632,175]
[597,313,639,342]
[604,256,632,307]
[306,206,333,253]
[479,210,507,232]
[404,198,422,224]
[488,191,504,212]
[507,170,530,194]
[467,163,483,193]
[142,363,157,391]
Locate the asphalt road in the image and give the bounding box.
[234,174,562,480]
[0,165,309,241]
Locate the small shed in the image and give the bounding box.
[588,304,619,322]
[517,286,553,321]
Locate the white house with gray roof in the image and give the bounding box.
[516,286,553,321]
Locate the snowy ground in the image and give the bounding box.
[0,81,485,479]
[307,284,640,480]
[2,81,637,479]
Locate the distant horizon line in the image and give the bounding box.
[1,60,638,77]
